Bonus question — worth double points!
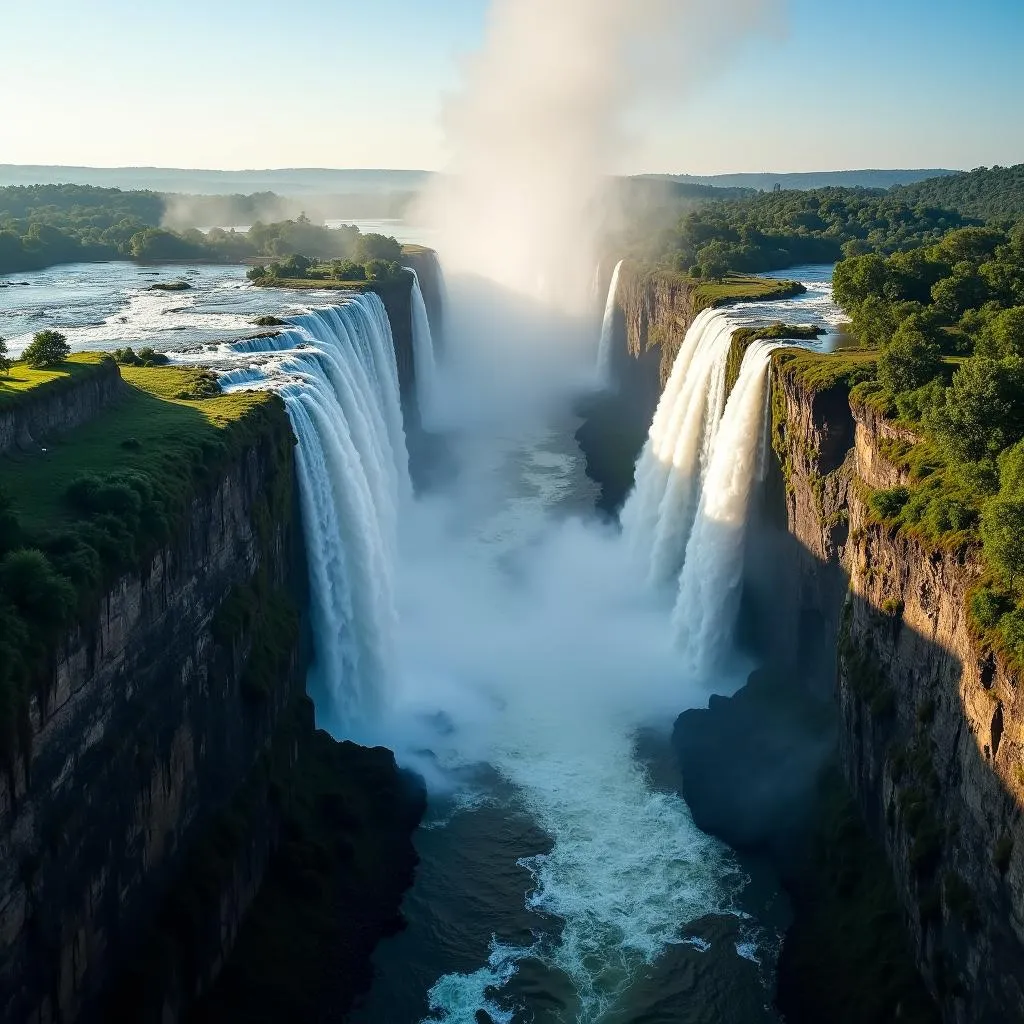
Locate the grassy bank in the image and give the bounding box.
[1,364,283,533]
[693,273,806,311]
[725,323,824,397]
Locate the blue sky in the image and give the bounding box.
[2,0,1022,173]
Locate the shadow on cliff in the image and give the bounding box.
[670,463,945,1024]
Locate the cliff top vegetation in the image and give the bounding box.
[805,222,1024,666]
[0,351,113,411]
[246,249,406,290]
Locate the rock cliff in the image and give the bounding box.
[0,390,426,1023]
[0,404,303,1022]
[773,363,1024,1023]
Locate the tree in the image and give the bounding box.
[0,336,10,376]
[926,356,1024,463]
[246,265,266,281]
[22,330,70,369]
[877,324,942,395]
[278,253,312,278]
[356,233,402,263]
[365,259,401,281]
[981,499,1024,596]
[980,306,1024,358]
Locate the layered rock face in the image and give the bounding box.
[0,410,305,1022]
[774,366,1024,1023]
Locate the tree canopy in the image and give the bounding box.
[22,330,70,368]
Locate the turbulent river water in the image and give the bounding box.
[0,259,841,1024]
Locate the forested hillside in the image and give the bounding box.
[631,187,973,277]
[892,164,1024,222]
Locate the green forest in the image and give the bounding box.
[891,165,1024,223]
[815,218,1024,667]
[0,184,403,274]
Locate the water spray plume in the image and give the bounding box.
[418,0,778,312]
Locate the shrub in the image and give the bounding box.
[981,499,1024,595]
[23,330,70,368]
[0,549,75,629]
[246,265,266,282]
[999,607,1024,665]
[870,486,910,520]
[969,585,1011,631]
[0,336,10,376]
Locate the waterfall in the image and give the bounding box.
[406,267,439,429]
[595,258,624,382]
[620,304,804,674]
[619,309,734,585]
[673,340,781,675]
[220,293,410,728]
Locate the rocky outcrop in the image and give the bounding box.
[0,359,126,455]
[774,367,1024,1023]
[0,407,304,1023]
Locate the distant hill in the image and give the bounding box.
[0,165,431,196]
[0,165,963,198]
[890,164,1024,222]
[641,169,959,191]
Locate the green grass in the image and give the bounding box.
[774,347,878,393]
[0,362,293,765]
[726,323,824,397]
[693,273,806,310]
[0,353,114,412]
[0,365,278,532]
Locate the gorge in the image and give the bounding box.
[1,247,1022,1024]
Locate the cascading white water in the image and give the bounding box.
[217,294,410,730]
[595,259,624,383]
[406,267,439,429]
[672,339,781,675]
[620,309,735,586]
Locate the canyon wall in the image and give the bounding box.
[576,266,702,512]
[592,268,1022,1019]
[773,364,1024,1023]
[0,401,305,1022]
[0,372,426,1022]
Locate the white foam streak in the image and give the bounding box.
[406,267,440,429]
[595,259,623,383]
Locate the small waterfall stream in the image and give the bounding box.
[595,259,624,383]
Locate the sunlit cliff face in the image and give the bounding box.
[416,0,778,315]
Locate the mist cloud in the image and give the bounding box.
[418,0,780,312]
